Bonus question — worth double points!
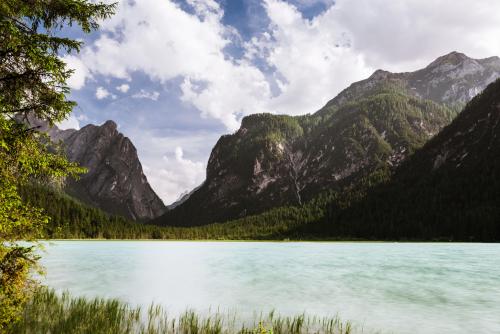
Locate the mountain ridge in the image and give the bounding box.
[153,51,500,227]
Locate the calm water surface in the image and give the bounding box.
[39,241,500,333]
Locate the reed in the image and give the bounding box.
[12,288,360,334]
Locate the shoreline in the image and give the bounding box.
[34,238,492,243]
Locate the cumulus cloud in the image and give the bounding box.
[327,0,500,71]
[116,83,130,93]
[244,0,500,114]
[247,0,371,115]
[128,128,217,204]
[154,147,206,204]
[57,115,81,130]
[66,0,500,126]
[95,86,111,99]
[63,55,90,90]
[72,0,272,129]
[132,89,160,101]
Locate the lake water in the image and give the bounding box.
[39,241,500,333]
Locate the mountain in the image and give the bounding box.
[323,51,500,111]
[61,121,166,221]
[22,116,166,221]
[154,52,500,227]
[304,78,500,241]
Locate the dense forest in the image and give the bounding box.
[20,185,327,240]
[21,171,385,241]
[301,79,500,241]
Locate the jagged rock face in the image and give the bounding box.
[154,52,500,227]
[325,52,500,110]
[61,120,166,221]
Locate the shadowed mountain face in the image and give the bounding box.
[62,120,166,221]
[312,78,500,241]
[20,115,167,221]
[154,52,500,227]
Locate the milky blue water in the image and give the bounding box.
[39,241,500,333]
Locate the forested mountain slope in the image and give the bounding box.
[154,52,500,227]
[301,78,500,241]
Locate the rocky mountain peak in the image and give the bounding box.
[102,120,118,131]
[410,51,500,105]
[369,69,392,80]
[19,116,167,221]
[324,52,500,111]
[480,55,500,66]
[62,121,166,221]
[426,51,470,68]
[15,113,77,142]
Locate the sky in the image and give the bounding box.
[60,0,500,205]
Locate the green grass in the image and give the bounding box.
[13,288,360,334]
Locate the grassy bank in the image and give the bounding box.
[13,288,358,334]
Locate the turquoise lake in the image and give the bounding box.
[39,241,500,333]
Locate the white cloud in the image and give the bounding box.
[63,55,90,90]
[75,0,272,130]
[127,127,218,204]
[95,86,111,99]
[132,89,160,101]
[186,0,221,18]
[153,147,206,204]
[76,114,89,122]
[246,0,500,115]
[67,0,500,127]
[65,0,369,128]
[116,83,130,93]
[248,0,371,115]
[57,114,80,130]
[322,0,500,71]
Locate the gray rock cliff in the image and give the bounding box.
[62,120,166,221]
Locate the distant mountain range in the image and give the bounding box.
[153,51,500,227]
[26,117,166,221]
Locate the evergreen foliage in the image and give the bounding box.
[21,185,329,240]
[0,0,115,329]
[302,79,500,241]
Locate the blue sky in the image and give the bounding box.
[60,0,500,204]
